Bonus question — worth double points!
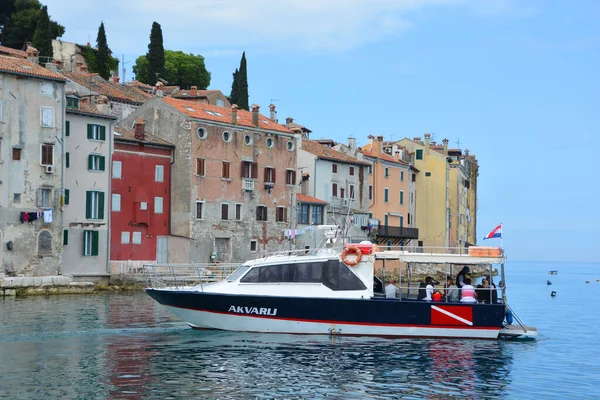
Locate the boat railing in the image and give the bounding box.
[143,263,240,289]
[376,245,504,257]
[380,283,504,304]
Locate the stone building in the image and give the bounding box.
[119,98,298,263]
[0,56,67,276]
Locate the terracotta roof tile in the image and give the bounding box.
[0,45,27,58]
[64,72,151,103]
[0,55,65,81]
[300,140,370,165]
[361,149,408,165]
[114,127,174,147]
[173,89,220,98]
[296,193,328,204]
[162,97,292,133]
[66,101,116,119]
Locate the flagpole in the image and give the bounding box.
[500,222,503,250]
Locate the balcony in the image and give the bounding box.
[242,178,255,191]
[375,226,419,240]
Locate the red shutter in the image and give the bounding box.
[292,171,297,185]
[272,169,276,183]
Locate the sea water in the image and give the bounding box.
[0,261,599,399]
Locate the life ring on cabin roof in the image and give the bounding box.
[341,246,363,266]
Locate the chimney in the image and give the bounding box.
[231,104,238,125]
[269,104,278,122]
[442,138,449,155]
[413,137,421,144]
[285,117,293,125]
[348,137,356,151]
[394,151,400,161]
[134,118,145,140]
[251,104,260,127]
[155,81,164,97]
[114,76,120,84]
[424,133,431,149]
[190,86,198,96]
[465,149,470,157]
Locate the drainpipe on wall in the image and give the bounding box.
[106,121,114,276]
[59,82,66,276]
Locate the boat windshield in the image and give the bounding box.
[227,266,249,282]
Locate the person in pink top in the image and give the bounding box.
[460,278,477,303]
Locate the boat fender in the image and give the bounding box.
[341,246,363,266]
[506,309,514,325]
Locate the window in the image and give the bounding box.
[87,124,106,141]
[221,203,229,220]
[41,107,54,127]
[65,120,70,136]
[369,185,373,200]
[266,137,274,148]
[416,149,423,160]
[38,188,52,208]
[113,161,122,179]
[312,206,323,225]
[155,197,163,213]
[38,230,52,255]
[222,131,232,143]
[86,191,105,219]
[112,194,121,211]
[401,171,404,181]
[83,230,99,256]
[65,152,70,168]
[132,232,142,244]
[235,204,242,220]
[368,165,372,174]
[276,206,287,222]
[425,172,432,177]
[400,190,404,205]
[88,154,105,171]
[250,240,257,252]
[332,183,338,197]
[241,161,257,178]
[349,184,355,199]
[385,167,389,178]
[286,169,296,185]
[12,148,21,161]
[286,141,295,151]
[196,158,205,176]
[63,229,68,245]
[216,99,225,107]
[412,173,416,182]
[197,127,207,139]
[332,164,338,173]
[408,213,412,225]
[384,188,389,203]
[340,188,345,199]
[349,166,355,176]
[64,189,70,205]
[41,144,54,166]
[66,97,79,109]
[121,232,130,244]
[297,204,309,224]
[222,161,230,179]
[264,167,275,183]
[13,193,21,203]
[41,82,54,96]
[410,192,414,204]
[155,165,164,182]
[196,202,204,219]
[140,202,147,210]
[244,134,253,146]
[256,205,268,221]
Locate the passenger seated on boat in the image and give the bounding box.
[445,278,459,302]
[418,276,438,301]
[385,279,399,299]
[460,278,477,303]
[477,279,491,304]
[456,266,470,290]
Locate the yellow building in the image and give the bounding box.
[361,136,418,248]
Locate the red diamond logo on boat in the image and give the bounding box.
[430,305,473,326]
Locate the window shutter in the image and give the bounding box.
[292,171,296,185]
[92,231,99,256]
[98,192,105,219]
[263,168,268,182]
[88,155,93,170]
[87,124,93,139]
[85,191,92,219]
[63,229,68,245]
[284,207,287,222]
[100,126,106,141]
[240,161,245,178]
[252,162,258,178]
[66,152,70,168]
[272,169,276,183]
[100,156,106,171]
[66,120,70,137]
[65,189,70,205]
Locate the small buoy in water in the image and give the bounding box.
[547,280,552,285]
[551,291,556,297]
[586,280,590,283]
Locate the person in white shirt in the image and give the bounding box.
[460,278,478,303]
[385,279,398,299]
[423,276,438,301]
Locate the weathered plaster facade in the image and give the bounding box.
[120,97,298,263]
[0,68,66,276]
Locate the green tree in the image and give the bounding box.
[147,21,165,84]
[1,0,64,49]
[133,50,210,89]
[31,5,51,58]
[229,68,239,105]
[95,22,110,80]
[235,52,248,110]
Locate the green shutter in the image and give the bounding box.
[63,229,68,245]
[82,231,88,255]
[92,231,99,256]
[66,120,70,137]
[88,154,93,170]
[99,156,105,171]
[66,152,70,168]
[64,189,70,205]
[98,192,105,219]
[100,126,106,141]
[400,216,404,228]
[87,124,93,139]
[416,149,423,160]
[86,191,92,219]
[400,191,404,205]
[384,189,388,202]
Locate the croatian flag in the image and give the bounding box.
[483,224,502,240]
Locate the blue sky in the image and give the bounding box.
[45,0,599,261]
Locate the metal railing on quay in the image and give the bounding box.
[143,263,240,289]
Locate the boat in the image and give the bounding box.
[144,230,537,340]
[549,270,558,275]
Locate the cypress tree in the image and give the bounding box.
[32,5,52,60]
[236,52,249,110]
[229,68,239,106]
[95,22,110,80]
[147,21,165,84]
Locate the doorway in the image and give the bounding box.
[156,236,168,264]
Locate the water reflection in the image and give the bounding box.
[0,293,517,399]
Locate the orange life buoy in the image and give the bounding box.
[341,246,363,266]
